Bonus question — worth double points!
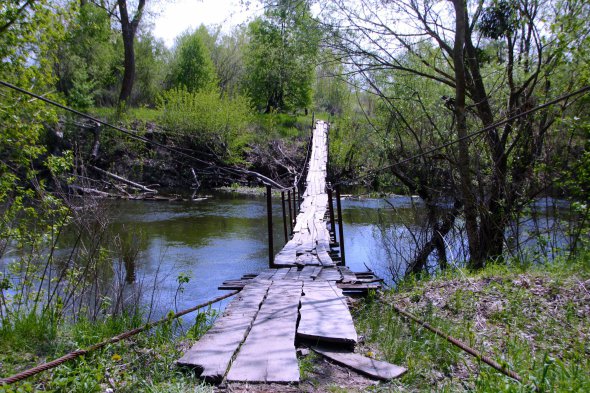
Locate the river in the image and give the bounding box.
[0,192,572,321]
[101,192,572,320]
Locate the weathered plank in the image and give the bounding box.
[226,281,303,383]
[177,283,270,381]
[297,281,357,346]
[339,266,357,283]
[312,347,407,380]
[299,265,317,281]
[317,267,342,282]
[337,283,382,291]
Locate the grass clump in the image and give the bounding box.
[0,308,217,392]
[354,252,590,391]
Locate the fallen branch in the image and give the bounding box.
[90,165,157,193]
[391,304,523,384]
[69,185,112,198]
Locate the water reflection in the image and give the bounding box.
[4,193,568,320]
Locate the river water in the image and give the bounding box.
[1,192,571,321]
[101,192,571,320]
[102,192,418,319]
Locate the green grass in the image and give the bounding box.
[0,309,217,392]
[354,251,590,392]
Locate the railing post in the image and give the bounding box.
[292,187,297,222]
[266,185,274,268]
[335,185,345,265]
[281,191,288,243]
[287,190,293,233]
[327,186,336,237]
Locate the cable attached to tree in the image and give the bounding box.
[331,84,590,187]
[0,80,289,190]
[0,291,238,386]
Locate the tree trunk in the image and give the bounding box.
[119,28,135,104]
[117,0,146,106]
[452,0,481,268]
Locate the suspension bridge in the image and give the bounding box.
[176,120,405,384]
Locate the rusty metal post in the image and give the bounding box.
[266,185,274,267]
[335,185,345,265]
[281,191,288,243]
[327,186,336,237]
[292,187,297,222]
[287,190,293,233]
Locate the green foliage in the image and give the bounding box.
[55,2,119,109]
[158,88,254,163]
[478,0,517,39]
[313,65,350,115]
[0,308,216,392]
[244,0,320,112]
[133,32,169,106]
[167,30,217,93]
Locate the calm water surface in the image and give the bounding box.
[97,193,571,319]
[104,193,414,318]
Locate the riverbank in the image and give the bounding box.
[1,251,588,392]
[352,252,590,391]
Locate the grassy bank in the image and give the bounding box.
[2,252,588,392]
[0,309,218,392]
[352,252,590,392]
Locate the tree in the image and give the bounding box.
[196,25,248,97]
[244,0,320,112]
[325,0,590,270]
[117,0,146,105]
[167,29,217,93]
[55,2,118,109]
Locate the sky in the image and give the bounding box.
[152,0,263,47]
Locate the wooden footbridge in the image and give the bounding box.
[177,121,406,384]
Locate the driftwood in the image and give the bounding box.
[89,165,157,193]
[69,185,112,197]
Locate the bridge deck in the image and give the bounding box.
[177,121,402,384]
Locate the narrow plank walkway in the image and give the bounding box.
[178,120,398,384]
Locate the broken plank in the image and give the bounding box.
[339,266,357,283]
[297,281,357,346]
[226,281,302,383]
[312,347,407,380]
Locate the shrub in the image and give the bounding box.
[158,88,253,163]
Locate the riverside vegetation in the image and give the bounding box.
[1,0,589,391]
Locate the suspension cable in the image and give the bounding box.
[0,291,238,386]
[330,84,590,187]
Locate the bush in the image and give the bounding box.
[158,88,253,163]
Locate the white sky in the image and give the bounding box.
[152,0,263,47]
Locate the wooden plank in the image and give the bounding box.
[284,267,301,280]
[312,347,407,380]
[337,283,382,290]
[310,266,323,279]
[339,266,357,283]
[298,281,357,346]
[271,268,290,281]
[318,267,342,281]
[254,269,276,281]
[299,265,316,281]
[177,283,270,381]
[226,281,302,383]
